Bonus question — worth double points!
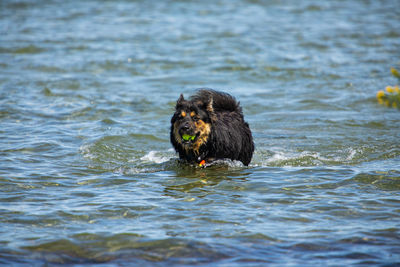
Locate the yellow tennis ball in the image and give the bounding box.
[182,134,195,141]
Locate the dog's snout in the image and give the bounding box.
[179,121,194,135]
[181,122,190,131]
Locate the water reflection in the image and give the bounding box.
[163,162,250,198]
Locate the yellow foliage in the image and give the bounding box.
[391,67,400,79]
[386,86,394,93]
[376,68,400,110]
[376,90,385,99]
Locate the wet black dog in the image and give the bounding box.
[170,89,254,166]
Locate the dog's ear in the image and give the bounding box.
[177,94,184,103]
[206,96,217,122]
[176,94,184,108]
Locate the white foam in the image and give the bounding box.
[264,151,291,163]
[345,147,359,161]
[79,143,96,160]
[206,159,245,168]
[140,150,173,164]
[256,146,364,167]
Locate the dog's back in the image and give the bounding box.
[202,90,253,166]
[191,89,240,113]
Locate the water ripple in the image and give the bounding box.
[1,0,400,265]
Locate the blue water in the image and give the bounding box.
[1,0,400,265]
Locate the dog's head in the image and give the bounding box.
[171,94,215,153]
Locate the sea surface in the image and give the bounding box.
[1,0,400,266]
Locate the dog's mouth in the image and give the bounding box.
[180,132,200,144]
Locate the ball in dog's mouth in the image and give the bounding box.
[181,133,198,144]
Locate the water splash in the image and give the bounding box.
[254,147,365,167]
[139,150,174,164]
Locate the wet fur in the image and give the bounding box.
[170,89,254,166]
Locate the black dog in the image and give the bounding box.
[170,89,254,166]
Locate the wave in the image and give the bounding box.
[253,147,365,167]
[81,135,400,172]
[139,150,174,164]
[19,235,227,265]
